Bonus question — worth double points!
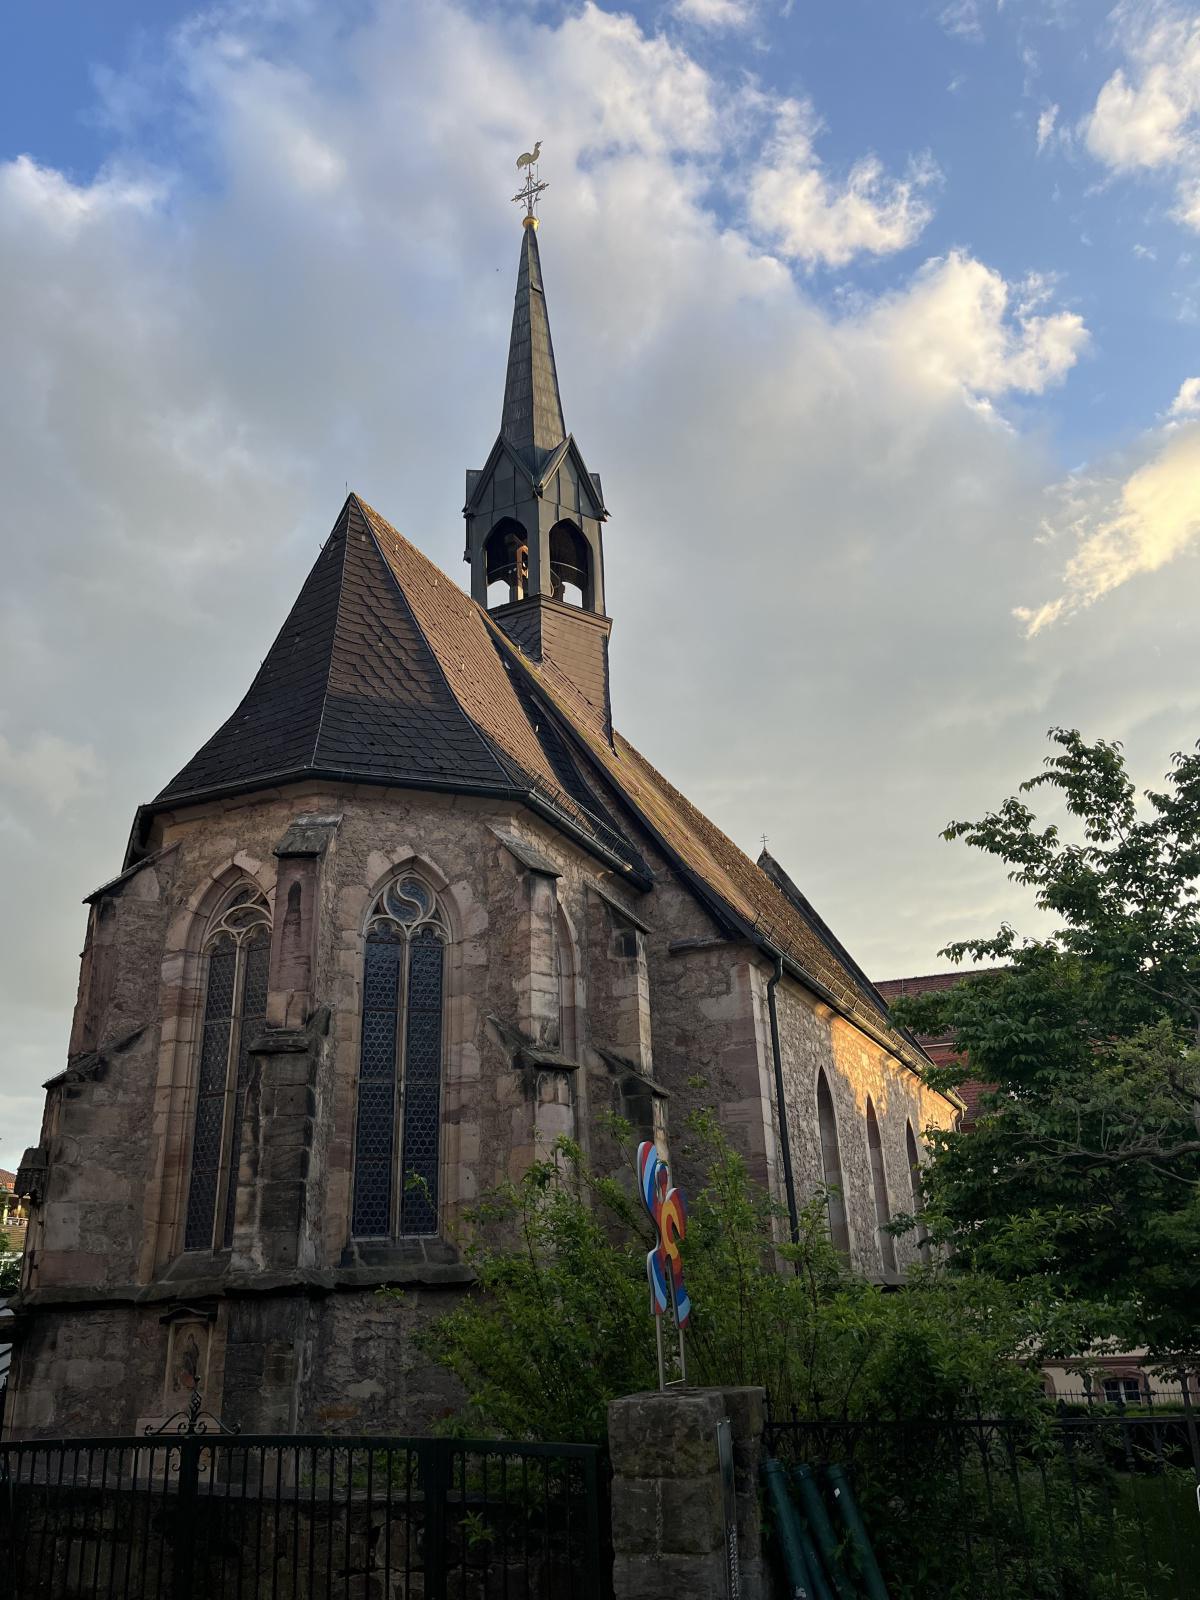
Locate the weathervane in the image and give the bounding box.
[512,140,548,227]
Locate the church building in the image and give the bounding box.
[7,203,958,1438]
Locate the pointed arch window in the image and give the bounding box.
[352,875,448,1240]
[184,886,271,1252]
[866,1099,898,1275]
[816,1069,851,1259]
[906,1121,932,1264]
[555,906,578,1062]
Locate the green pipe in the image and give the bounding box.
[792,1502,837,1600]
[828,1463,891,1600]
[791,1463,856,1600]
[762,1457,818,1599]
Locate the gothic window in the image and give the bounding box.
[907,1121,932,1264]
[184,885,271,1252]
[865,1098,898,1275]
[352,875,448,1240]
[816,1069,851,1259]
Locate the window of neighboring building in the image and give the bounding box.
[1103,1375,1145,1406]
[184,885,272,1252]
[351,875,448,1240]
[816,1070,851,1259]
[866,1098,898,1275]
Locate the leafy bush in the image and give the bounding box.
[415,1114,1073,1445]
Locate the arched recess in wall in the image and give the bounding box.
[865,1098,898,1275]
[351,872,449,1241]
[555,904,578,1061]
[484,517,529,607]
[816,1069,851,1259]
[906,1120,932,1264]
[184,882,272,1252]
[548,519,592,608]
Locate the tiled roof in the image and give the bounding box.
[158,499,512,802]
[155,492,933,1072]
[874,969,1004,1010]
[156,497,647,882]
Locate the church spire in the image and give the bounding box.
[500,222,566,474]
[464,153,613,737]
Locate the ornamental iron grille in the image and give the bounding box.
[352,875,448,1239]
[183,885,271,1252]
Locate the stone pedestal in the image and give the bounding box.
[608,1385,766,1600]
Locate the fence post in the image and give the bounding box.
[419,1437,452,1595]
[174,1438,200,1600]
[608,1386,766,1600]
[1179,1373,1200,1477]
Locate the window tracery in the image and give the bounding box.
[184,885,271,1252]
[352,875,448,1240]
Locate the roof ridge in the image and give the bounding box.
[349,493,518,796]
[309,497,355,777]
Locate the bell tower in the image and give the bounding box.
[465,164,612,732]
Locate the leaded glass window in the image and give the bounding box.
[184,886,271,1252]
[352,876,447,1239]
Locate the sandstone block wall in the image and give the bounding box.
[8,774,957,1439]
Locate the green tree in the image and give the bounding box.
[891,728,1200,1362]
[417,1116,1064,1446]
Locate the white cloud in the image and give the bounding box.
[1016,420,1200,632]
[674,0,755,30]
[748,99,937,268]
[857,252,1088,399]
[1169,375,1200,415]
[938,0,986,42]
[0,153,166,234]
[1083,3,1200,229]
[1036,103,1059,152]
[0,733,99,816]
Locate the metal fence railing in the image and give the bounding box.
[763,1407,1200,1600]
[0,1433,610,1600]
[1051,1384,1199,1412]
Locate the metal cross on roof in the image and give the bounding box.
[512,141,549,225]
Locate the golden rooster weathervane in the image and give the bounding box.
[512,141,548,228]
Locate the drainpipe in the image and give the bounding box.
[767,952,801,1249]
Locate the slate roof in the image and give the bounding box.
[154,489,930,1073]
[156,497,648,884]
[500,225,567,474]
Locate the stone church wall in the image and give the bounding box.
[8,775,957,1439]
[772,979,954,1277]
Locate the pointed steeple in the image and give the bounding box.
[464,210,613,739]
[500,222,566,474]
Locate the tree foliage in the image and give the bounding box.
[891,729,1200,1361]
[417,1115,1066,1446]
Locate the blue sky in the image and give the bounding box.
[2,0,1200,1160]
[5,0,1196,461]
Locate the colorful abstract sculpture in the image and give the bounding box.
[637,1141,692,1328]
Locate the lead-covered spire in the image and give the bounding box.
[500,222,566,474]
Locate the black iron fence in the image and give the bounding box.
[1051,1384,1199,1412]
[0,1433,610,1600]
[764,1406,1200,1599]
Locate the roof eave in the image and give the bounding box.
[141,765,652,891]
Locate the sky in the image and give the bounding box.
[2,0,1200,1163]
